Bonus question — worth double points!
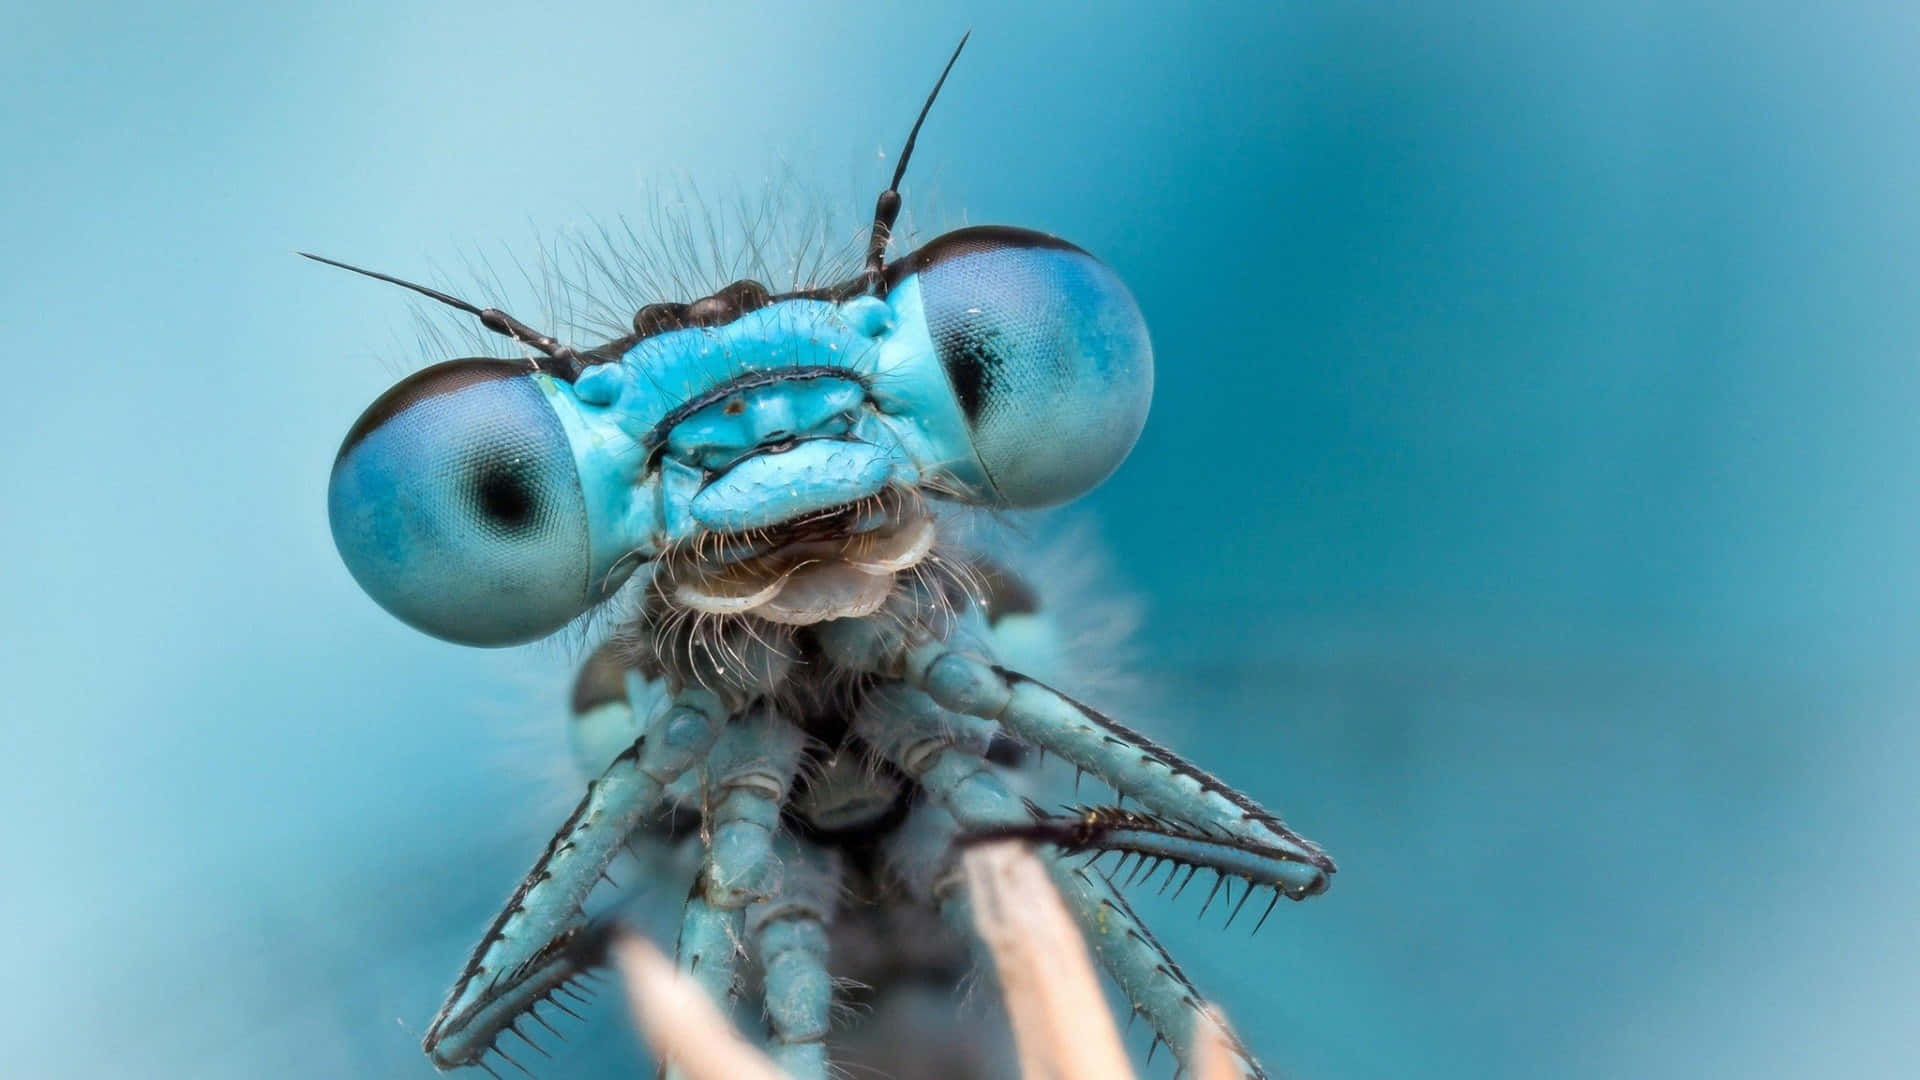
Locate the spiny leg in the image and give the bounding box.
[750,837,842,1080]
[670,706,805,1075]
[968,806,1316,933]
[425,686,729,1071]
[930,650,1331,889]
[1047,861,1266,1079]
[854,682,1267,1078]
[822,622,1333,895]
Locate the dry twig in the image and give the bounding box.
[1190,1004,1243,1080]
[610,929,788,1080]
[962,840,1137,1080]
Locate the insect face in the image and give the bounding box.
[326,227,1152,647]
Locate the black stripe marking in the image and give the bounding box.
[641,364,869,463]
[880,225,1087,291]
[337,358,524,461]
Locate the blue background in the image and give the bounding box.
[5,2,1917,1076]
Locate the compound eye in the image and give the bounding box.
[327,359,592,646]
[911,227,1153,507]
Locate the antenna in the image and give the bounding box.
[863,31,971,293]
[297,251,583,379]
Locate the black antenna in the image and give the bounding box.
[863,31,971,293]
[297,251,583,378]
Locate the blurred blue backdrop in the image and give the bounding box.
[4,1,1917,1077]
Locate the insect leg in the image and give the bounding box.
[666,895,737,1080]
[852,683,1024,826]
[889,640,1334,895]
[855,682,1267,1080]
[1048,861,1268,1080]
[750,838,842,1080]
[964,807,1326,913]
[424,686,730,1071]
[675,707,806,1010]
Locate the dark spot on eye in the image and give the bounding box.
[475,462,536,531]
[936,324,1000,424]
[723,398,746,416]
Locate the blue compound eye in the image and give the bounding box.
[906,227,1154,508]
[327,359,592,646]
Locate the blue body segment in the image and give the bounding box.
[751,837,839,1078]
[689,438,898,532]
[665,375,865,467]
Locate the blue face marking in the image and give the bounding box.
[664,375,865,470]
